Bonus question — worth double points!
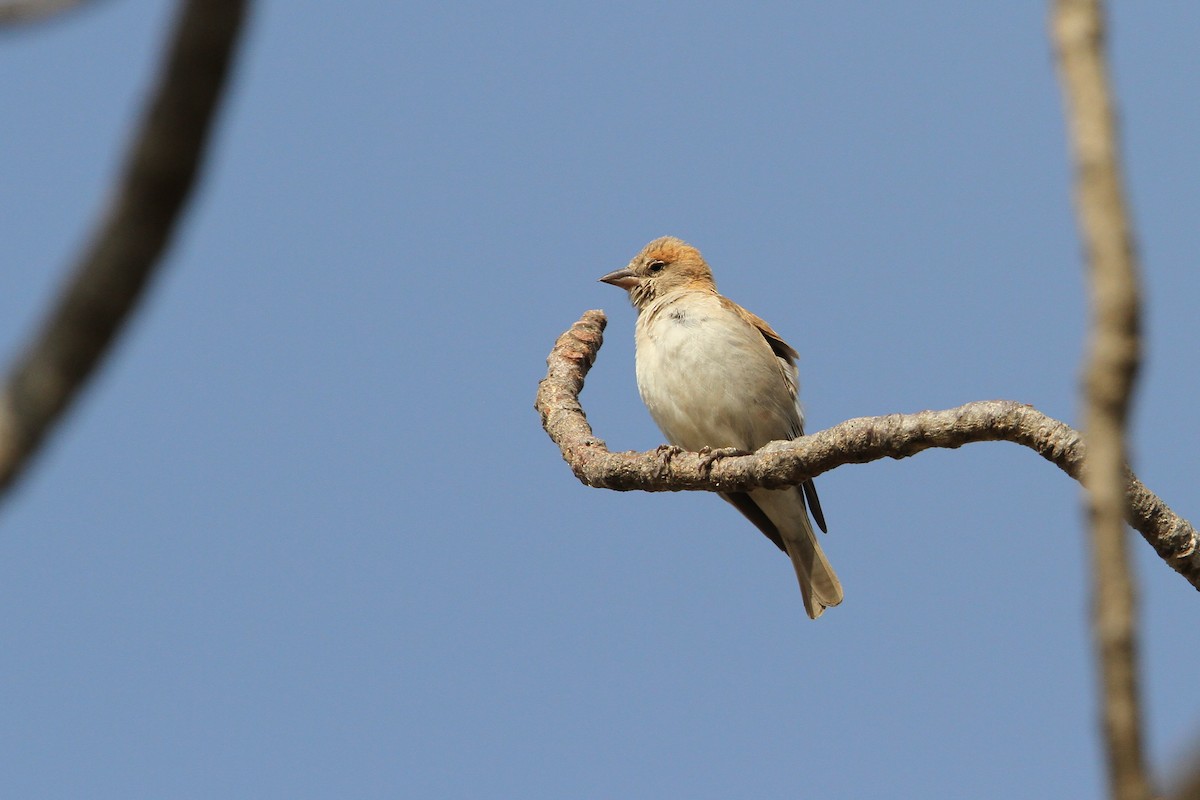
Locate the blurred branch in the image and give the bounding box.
[0,0,97,26]
[535,310,1200,590]
[1170,751,1200,800]
[0,0,249,501]
[1052,2,1150,799]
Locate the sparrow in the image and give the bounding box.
[600,236,842,619]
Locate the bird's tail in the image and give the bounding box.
[787,514,843,619]
[739,489,844,618]
[751,487,843,619]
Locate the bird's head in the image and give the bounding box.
[599,236,715,311]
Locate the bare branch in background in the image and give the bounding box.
[0,0,98,26]
[1169,753,1200,800]
[535,310,1199,589]
[1052,1,1150,798]
[0,0,249,502]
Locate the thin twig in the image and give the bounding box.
[1052,1,1150,798]
[535,310,1200,589]
[0,0,250,501]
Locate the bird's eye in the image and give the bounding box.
[647,260,666,273]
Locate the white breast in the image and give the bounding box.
[633,292,802,453]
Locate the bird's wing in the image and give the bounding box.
[803,478,828,533]
[718,296,800,402]
[721,491,788,553]
[718,295,829,534]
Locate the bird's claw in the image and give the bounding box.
[697,446,746,474]
[654,444,684,475]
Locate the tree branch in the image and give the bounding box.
[535,310,1200,590]
[0,0,249,501]
[0,0,98,27]
[1168,752,1200,800]
[1052,1,1150,798]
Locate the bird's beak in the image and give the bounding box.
[599,267,639,290]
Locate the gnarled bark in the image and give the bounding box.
[535,309,1199,590]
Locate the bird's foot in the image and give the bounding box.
[654,444,684,475]
[696,446,746,474]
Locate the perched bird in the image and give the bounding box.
[600,236,842,619]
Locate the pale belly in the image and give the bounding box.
[634,299,800,452]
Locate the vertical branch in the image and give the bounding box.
[0,0,249,502]
[1051,2,1149,799]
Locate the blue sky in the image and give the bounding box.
[2,2,1198,797]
